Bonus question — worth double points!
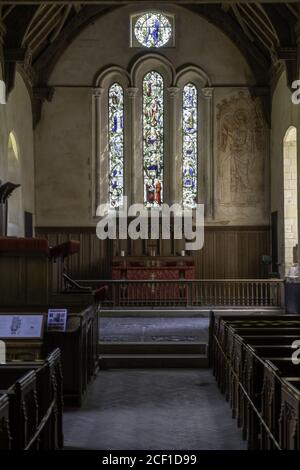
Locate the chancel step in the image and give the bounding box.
[99,353,209,369]
[99,342,208,367]
[99,342,207,355]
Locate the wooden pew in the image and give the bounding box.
[211,313,300,449]
[0,304,98,407]
[0,370,38,449]
[227,338,297,433]
[44,306,98,406]
[279,377,300,450]
[260,362,300,450]
[0,349,63,449]
[211,314,300,390]
[261,361,300,450]
[215,322,300,399]
[241,346,299,449]
[0,393,11,450]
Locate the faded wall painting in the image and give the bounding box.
[217,91,266,207]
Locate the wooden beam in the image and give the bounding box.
[50,5,72,42]
[27,5,65,49]
[244,4,279,42]
[186,4,270,84]
[238,4,279,49]
[0,1,295,5]
[231,5,254,43]
[286,4,300,20]
[23,5,58,43]
[29,11,65,52]
[2,6,15,19]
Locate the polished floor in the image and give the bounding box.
[100,317,209,342]
[63,369,246,450]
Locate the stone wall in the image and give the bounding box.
[35,4,269,228]
[0,70,35,234]
[271,71,300,276]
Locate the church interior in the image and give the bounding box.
[1,0,300,453]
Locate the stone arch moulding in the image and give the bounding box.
[94,66,130,89]
[91,56,214,216]
[175,65,211,89]
[92,66,130,215]
[174,64,214,218]
[130,53,175,88]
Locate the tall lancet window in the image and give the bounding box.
[108,83,124,208]
[143,71,164,207]
[182,83,198,208]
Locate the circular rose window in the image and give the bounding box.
[134,13,172,48]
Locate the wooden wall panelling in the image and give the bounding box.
[36,226,271,280]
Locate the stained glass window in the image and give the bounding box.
[143,71,164,207]
[182,83,198,208]
[134,13,172,48]
[108,83,124,208]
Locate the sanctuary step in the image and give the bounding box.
[99,342,208,368]
[99,342,207,355]
[99,354,208,369]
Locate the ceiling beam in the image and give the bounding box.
[3,5,38,93]
[50,5,72,42]
[33,5,115,79]
[0,1,296,5]
[186,4,270,85]
[23,5,58,43]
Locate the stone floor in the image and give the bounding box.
[63,369,246,450]
[99,317,209,342]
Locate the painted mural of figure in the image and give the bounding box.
[220,109,254,196]
[217,94,264,206]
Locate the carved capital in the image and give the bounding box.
[5,47,27,63]
[277,46,297,61]
[295,19,300,43]
[0,19,6,46]
[32,86,55,128]
[33,86,55,102]
[202,87,214,99]
[126,87,138,99]
[167,86,180,98]
[92,87,104,97]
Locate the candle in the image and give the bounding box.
[120,250,125,257]
[181,250,185,257]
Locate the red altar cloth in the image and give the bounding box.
[112,256,195,301]
[112,256,195,281]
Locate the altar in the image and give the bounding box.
[112,256,195,303]
[112,256,195,281]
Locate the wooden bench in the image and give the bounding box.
[211,313,300,390]
[0,349,63,449]
[0,304,98,406]
[210,312,300,449]
[0,370,38,449]
[0,393,11,450]
[279,377,300,450]
[44,305,98,406]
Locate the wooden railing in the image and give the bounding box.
[75,279,284,308]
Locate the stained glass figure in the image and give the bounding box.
[134,13,172,48]
[108,83,124,207]
[182,83,198,208]
[143,71,164,206]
